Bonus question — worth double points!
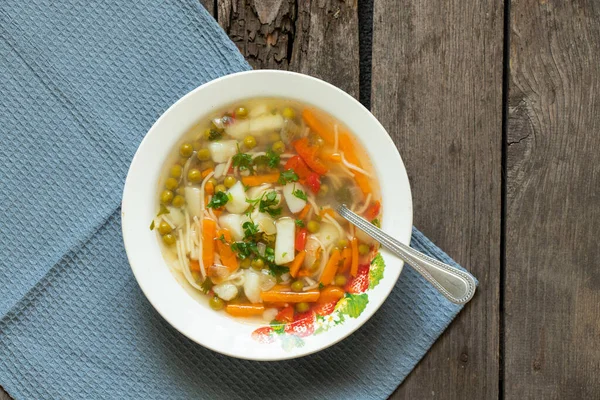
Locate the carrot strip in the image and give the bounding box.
[339,247,352,273]
[189,259,200,273]
[241,173,280,187]
[302,109,335,145]
[288,250,307,278]
[215,228,238,273]
[202,219,216,269]
[225,304,265,317]
[298,204,310,220]
[320,249,341,285]
[205,181,215,195]
[339,133,371,195]
[201,167,214,178]
[318,286,345,304]
[261,290,320,303]
[320,208,335,218]
[264,302,291,309]
[350,238,359,276]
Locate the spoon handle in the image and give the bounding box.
[337,204,476,305]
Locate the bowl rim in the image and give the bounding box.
[122,70,413,360]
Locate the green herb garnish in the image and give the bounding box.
[207,191,229,209]
[200,277,214,294]
[278,169,299,185]
[217,234,226,243]
[242,221,260,240]
[371,218,381,228]
[157,204,170,216]
[266,149,281,168]
[207,129,223,141]
[149,220,155,230]
[295,219,304,227]
[259,191,282,217]
[319,282,325,290]
[292,187,307,200]
[232,146,254,171]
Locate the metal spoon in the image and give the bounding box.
[336,204,476,304]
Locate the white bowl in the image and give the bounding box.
[121,70,413,360]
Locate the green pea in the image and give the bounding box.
[243,135,257,149]
[209,296,225,311]
[170,164,182,178]
[215,184,227,193]
[224,176,237,188]
[240,258,252,269]
[188,168,202,183]
[295,302,310,313]
[269,132,281,143]
[165,177,179,191]
[206,178,217,188]
[358,244,370,256]
[334,275,347,287]
[307,220,320,233]
[179,143,193,158]
[337,239,348,248]
[160,190,174,204]
[318,184,329,197]
[157,221,172,235]
[236,107,248,118]
[197,148,211,161]
[172,195,185,208]
[272,140,286,154]
[291,281,304,292]
[162,233,176,245]
[251,258,264,270]
[199,160,215,170]
[282,107,295,119]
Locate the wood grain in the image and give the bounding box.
[505,1,600,398]
[199,0,214,15]
[217,0,360,98]
[371,1,503,399]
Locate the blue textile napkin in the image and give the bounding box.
[0,1,475,399]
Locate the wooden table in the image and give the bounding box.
[2,1,598,399]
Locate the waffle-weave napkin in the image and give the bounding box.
[0,1,475,398]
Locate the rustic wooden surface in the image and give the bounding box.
[3,1,599,399]
[371,0,503,399]
[505,0,600,398]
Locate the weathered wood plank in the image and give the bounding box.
[371,1,503,399]
[199,0,214,15]
[505,1,600,398]
[217,0,360,98]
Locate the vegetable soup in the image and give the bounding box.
[151,98,381,321]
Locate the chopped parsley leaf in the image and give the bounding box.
[278,169,299,185]
[232,146,254,171]
[217,234,226,243]
[319,282,325,290]
[371,218,381,228]
[292,187,307,200]
[149,220,155,230]
[242,221,260,240]
[207,191,229,209]
[207,129,223,141]
[157,204,170,216]
[259,191,282,217]
[200,277,214,294]
[295,219,305,227]
[266,149,281,168]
